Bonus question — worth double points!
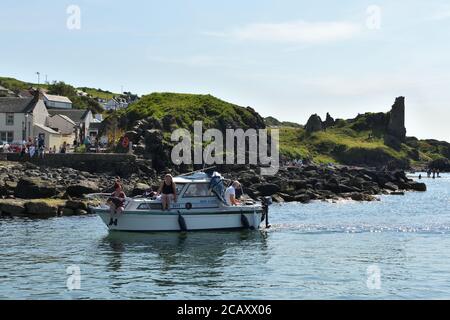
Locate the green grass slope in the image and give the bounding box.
[278,119,449,168]
[117,92,266,131]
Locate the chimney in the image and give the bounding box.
[31,89,44,102]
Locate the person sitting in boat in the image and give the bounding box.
[107,182,126,226]
[225,181,241,206]
[158,174,177,211]
[143,186,157,198]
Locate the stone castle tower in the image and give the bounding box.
[387,96,406,142]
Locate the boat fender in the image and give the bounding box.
[241,214,251,229]
[185,202,192,210]
[178,214,188,231]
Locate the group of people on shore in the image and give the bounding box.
[418,168,441,179]
[2,137,72,158]
[18,136,46,159]
[2,135,106,157]
[107,175,243,224]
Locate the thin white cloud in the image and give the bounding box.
[146,54,254,68]
[205,20,362,44]
[426,4,450,21]
[429,10,450,21]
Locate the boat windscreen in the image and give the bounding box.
[209,175,226,204]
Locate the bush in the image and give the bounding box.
[75,145,86,153]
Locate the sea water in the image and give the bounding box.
[0,174,449,299]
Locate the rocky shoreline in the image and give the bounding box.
[0,161,427,218]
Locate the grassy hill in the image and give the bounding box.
[277,116,449,169]
[116,92,266,132]
[0,76,50,91]
[264,116,303,128]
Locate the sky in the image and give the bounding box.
[0,0,449,141]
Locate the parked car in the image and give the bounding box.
[0,141,10,153]
[9,141,24,153]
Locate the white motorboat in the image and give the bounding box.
[89,171,272,232]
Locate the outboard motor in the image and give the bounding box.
[261,196,272,228]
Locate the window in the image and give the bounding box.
[6,113,14,126]
[137,203,163,210]
[0,131,14,143]
[137,203,150,210]
[175,183,186,195]
[183,183,214,197]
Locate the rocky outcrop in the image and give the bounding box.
[66,181,100,197]
[0,159,428,218]
[15,178,58,199]
[428,158,450,171]
[323,113,335,129]
[0,201,26,215]
[305,114,323,133]
[132,183,151,197]
[222,163,426,203]
[0,161,160,200]
[25,201,59,218]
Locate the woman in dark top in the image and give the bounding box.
[107,182,126,226]
[158,174,177,211]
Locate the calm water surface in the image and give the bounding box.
[1,174,449,299]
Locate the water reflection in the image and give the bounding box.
[99,230,270,290]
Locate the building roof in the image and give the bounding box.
[17,90,34,98]
[43,93,72,104]
[47,108,90,123]
[50,113,77,126]
[34,123,60,134]
[0,96,37,113]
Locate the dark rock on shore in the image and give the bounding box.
[132,183,151,197]
[223,163,426,203]
[15,178,57,199]
[0,201,26,216]
[25,201,59,218]
[66,181,100,197]
[0,160,428,218]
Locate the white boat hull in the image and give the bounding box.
[89,171,271,232]
[94,208,264,232]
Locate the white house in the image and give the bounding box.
[43,93,73,109]
[0,93,61,147]
[47,114,76,135]
[1,91,104,150]
[103,98,128,111]
[46,114,77,145]
[47,108,94,143]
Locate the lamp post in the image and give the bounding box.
[36,72,40,87]
[24,114,28,141]
[25,113,31,141]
